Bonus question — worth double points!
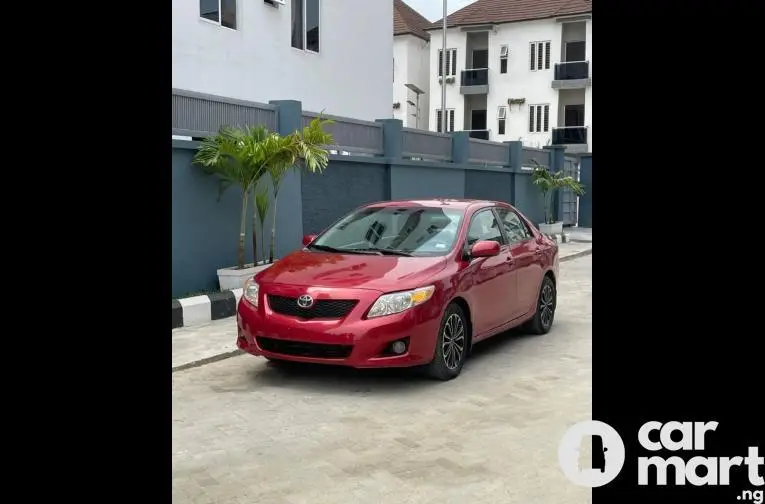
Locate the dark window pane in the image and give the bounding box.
[537,43,543,71]
[544,41,550,69]
[436,110,442,133]
[566,41,586,61]
[529,106,535,132]
[498,119,505,135]
[221,0,236,29]
[438,50,443,76]
[500,58,507,74]
[291,0,304,49]
[543,105,549,132]
[530,43,536,70]
[306,0,320,52]
[536,105,541,132]
[449,110,454,132]
[200,0,219,23]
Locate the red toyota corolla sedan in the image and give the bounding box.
[236,199,559,380]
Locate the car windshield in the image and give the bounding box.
[311,206,464,256]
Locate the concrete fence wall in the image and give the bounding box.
[171,92,592,297]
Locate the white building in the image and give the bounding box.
[172,0,393,121]
[425,0,592,153]
[392,0,431,129]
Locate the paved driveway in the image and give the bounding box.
[172,255,592,504]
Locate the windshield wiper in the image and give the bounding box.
[308,244,381,255]
[347,248,414,257]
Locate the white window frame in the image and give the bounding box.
[528,104,550,133]
[529,41,551,71]
[438,48,458,77]
[199,0,236,30]
[500,45,509,58]
[435,108,456,133]
[292,0,321,54]
[497,106,507,135]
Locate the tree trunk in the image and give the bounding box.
[251,191,258,266]
[269,190,279,263]
[238,189,249,269]
[542,190,549,224]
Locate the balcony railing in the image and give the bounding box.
[461,68,488,87]
[467,129,490,140]
[552,126,588,145]
[554,61,590,80]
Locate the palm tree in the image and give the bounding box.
[531,161,585,224]
[193,126,268,269]
[254,185,270,264]
[264,117,333,263]
[193,118,333,269]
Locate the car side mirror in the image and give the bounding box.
[470,240,500,258]
[302,234,318,247]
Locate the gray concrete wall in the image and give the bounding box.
[390,164,466,200]
[464,170,514,204]
[172,143,256,296]
[301,159,390,235]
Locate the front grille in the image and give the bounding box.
[267,295,358,319]
[256,337,353,359]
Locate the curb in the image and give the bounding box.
[559,248,593,263]
[171,247,592,330]
[172,288,243,329]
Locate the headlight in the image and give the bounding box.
[367,285,435,318]
[243,278,259,306]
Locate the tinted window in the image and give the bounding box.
[313,207,464,255]
[467,210,504,246]
[495,208,532,243]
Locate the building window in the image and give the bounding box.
[528,104,550,133]
[291,0,320,52]
[438,49,457,77]
[200,0,236,29]
[497,106,507,135]
[530,41,551,71]
[436,109,455,133]
[500,45,509,74]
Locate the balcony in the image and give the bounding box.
[467,129,490,140]
[552,126,588,152]
[460,68,489,95]
[551,61,591,89]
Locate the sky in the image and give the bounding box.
[403,0,479,22]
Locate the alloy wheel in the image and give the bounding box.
[540,282,555,328]
[442,313,465,370]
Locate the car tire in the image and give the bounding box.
[424,303,469,381]
[524,275,557,335]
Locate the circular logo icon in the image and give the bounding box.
[558,420,625,487]
[297,294,314,308]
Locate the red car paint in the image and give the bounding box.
[236,199,558,368]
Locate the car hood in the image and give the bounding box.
[255,250,448,292]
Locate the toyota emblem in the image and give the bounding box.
[297,294,314,309]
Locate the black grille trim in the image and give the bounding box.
[256,337,352,359]
[267,295,358,319]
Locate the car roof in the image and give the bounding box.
[362,198,511,211]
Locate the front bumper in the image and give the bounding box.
[236,284,442,368]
